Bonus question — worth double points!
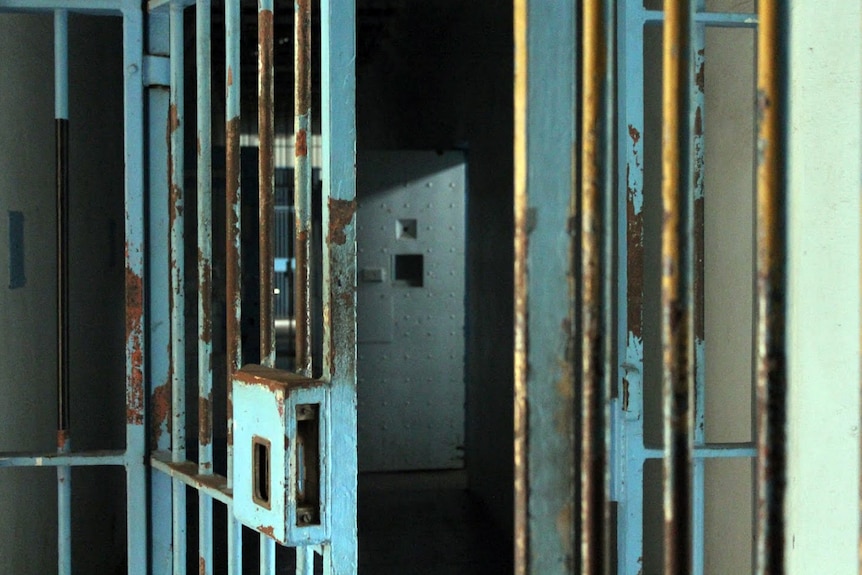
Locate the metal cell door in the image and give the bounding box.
[0,1,358,574]
[514,1,788,574]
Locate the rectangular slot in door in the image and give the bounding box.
[253,436,272,509]
[296,404,320,526]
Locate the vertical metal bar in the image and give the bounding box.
[225,0,243,572]
[258,1,277,571]
[582,0,611,572]
[661,1,695,573]
[259,0,275,370]
[690,4,707,573]
[122,5,149,573]
[615,4,646,573]
[754,2,787,574]
[54,10,72,575]
[321,0,358,571]
[514,2,577,574]
[297,546,315,575]
[197,1,214,573]
[146,9,174,574]
[294,0,313,377]
[169,3,188,572]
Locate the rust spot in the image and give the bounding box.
[227,66,233,87]
[556,502,574,565]
[57,429,70,451]
[622,379,630,412]
[295,0,311,111]
[169,104,180,133]
[627,195,644,339]
[151,382,172,450]
[694,106,703,136]
[225,117,242,373]
[327,199,357,246]
[198,249,213,345]
[199,393,213,446]
[696,49,705,93]
[628,124,640,145]
[258,525,275,538]
[199,556,206,575]
[126,258,145,425]
[294,230,311,373]
[295,128,308,158]
[196,136,201,158]
[694,196,705,341]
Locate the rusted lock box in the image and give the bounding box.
[232,365,329,545]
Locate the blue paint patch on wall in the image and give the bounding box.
[8,211,25,289]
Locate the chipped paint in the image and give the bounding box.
[199,393,213,446]
[327,199,357,246]
[151,382,172,449]
[295,128,308,158]
[125,259,145,425]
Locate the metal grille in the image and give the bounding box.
[514,1,787,574]
[0,0,357,573]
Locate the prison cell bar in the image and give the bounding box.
[225,0,243,572]
[196,1,215,573]
[754,2,788,574]
[513,1,578,574]
[122,5,149,572]
[295,0,313,378]
[53,9,72,575]
[661,0,695,573]
[169,3,188,571]
[690,4,706,573]
[321,0,358,569]
[581,0,612,572]
[258,0,278,572]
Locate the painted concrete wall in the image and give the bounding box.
[785,3,862,573]
[0,13,126,574]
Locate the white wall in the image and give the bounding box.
[786,3,862,573]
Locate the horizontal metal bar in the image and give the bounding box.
[0,0,121,14]
[644,9,758,27]
[148,0,197,13]
[143,55,169,87]
[150,451,232,505]
[642,443,757,460]
[0,450,126,467]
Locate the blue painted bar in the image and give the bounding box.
[225,0,243,572]
[614,1,646,572]
[690,4,706,571]
[145,8,173,574]
[321,0,357,571]
[168,3,188,573]
[121,4,149,574]
[0,450,126,467]
[644,9,757,27]
[196,1,215,573]
[0,0,120,14]
[294,0,313,377]
[513,2,576,574]
[297,547,315,575]
[54,11,71,575]
[150,452,232,505]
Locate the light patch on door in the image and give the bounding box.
[8,211,25,289]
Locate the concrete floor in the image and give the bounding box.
[358,472,512,575]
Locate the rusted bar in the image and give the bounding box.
[294,0,312,376]
[259,0,275,370]
[513,1,528,572]
[197,0,214,573]
[754,2,787,574]
[581,0,611,573]
[225,0,242,572]
[258,1,277,571]
[169,3,187,573]
[54,10,71,575]
[661,1,695,573]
